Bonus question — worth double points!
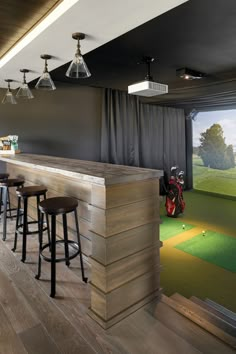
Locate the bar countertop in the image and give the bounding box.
[0,154,163,185]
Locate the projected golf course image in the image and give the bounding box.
[193,155,236,197]
[193,110,236,198]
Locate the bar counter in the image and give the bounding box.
[0,154,163,328]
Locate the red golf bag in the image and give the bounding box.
[165,167,185,217]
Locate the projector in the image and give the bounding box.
[176,67,205,80]
[128,80,168,97]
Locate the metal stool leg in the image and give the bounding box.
[74,210,87,283]
[2,186,8,241]
[21,197,28,262]
[50,214,56,298]
[0,187,2,218]
[12,196,21,252]
[44,193,50,246]
[7,188,12,218]
[62,214,70,266]
[35,211,44,280]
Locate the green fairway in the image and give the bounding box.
[160,216,194,241]
[175,231,236,273]
[192,154,236,197]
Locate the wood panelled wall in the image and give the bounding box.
[0,83,102,162]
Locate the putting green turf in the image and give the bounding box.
[160,215,194,241]
[175,231,236,273]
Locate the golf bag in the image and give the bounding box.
[165,166,185,217]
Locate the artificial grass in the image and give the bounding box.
[175,231,236,273]
[160,215,194,241]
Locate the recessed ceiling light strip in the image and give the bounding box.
[0,0,79,69]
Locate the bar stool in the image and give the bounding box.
[35,196,87,298]
[13,185,49,263]
[0,178,25,241]
[0,173,10,217]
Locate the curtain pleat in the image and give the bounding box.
[101,88,140,166]
[101,88,187,183]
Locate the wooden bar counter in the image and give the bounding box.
[0,154,163,328]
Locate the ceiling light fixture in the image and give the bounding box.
[66,32,91,78]
[2,79,17,104]
[35,55,56,90]
[128,56,168,97]
[16,69,34,99]
[176,67,205,80]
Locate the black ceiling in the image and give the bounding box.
[51,0,236,110]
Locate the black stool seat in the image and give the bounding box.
[39,197,78,215]
[16,185,47,197]
[0,173,9,180]
[36,196,87,297]
[0,178,24,187]
[16,186,47,197]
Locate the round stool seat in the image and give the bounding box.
[39,197,78,215]
[0,173,9,180]
[16,185,47,197]
[0,178,24,187]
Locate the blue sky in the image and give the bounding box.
[193,110,236,149]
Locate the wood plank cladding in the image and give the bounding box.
[3,154,162,329]
[0,0,62,58]
[90,266,160,320]
[90,246,160,292]
[90,197,160,237]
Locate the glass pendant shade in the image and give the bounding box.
[35,54,56,90]
[35,71,56,90]
[66,32,91,79]
[2,80,17,104]
[16,83,34,99]
[66,53,91,78]
[16,70,34,99]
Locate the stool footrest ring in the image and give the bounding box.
[41,240,80,263]
[16,220,48,235]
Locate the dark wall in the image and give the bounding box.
[0,83,102,161]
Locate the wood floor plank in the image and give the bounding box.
[0,268,39,334]
[2,224,129,354]
[110,308,202,354]
[24,252,129,354]
[164,294,236,349]
[0,303,27,354]
[190,296,236,328]
[19,323,61,354]
[148,300,236,354]
[0,240,95,354]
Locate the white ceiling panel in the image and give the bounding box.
[0,0,188,88]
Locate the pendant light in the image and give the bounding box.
[2,79,17,104]
[66,32,91,78]
[35,54,56,90]
[16,69,34,99]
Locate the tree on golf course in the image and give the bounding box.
[198,123,235,170]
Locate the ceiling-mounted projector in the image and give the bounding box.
[176,67,205,80]
[128,57,168,97]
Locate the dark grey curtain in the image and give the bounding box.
[101,88,187,184]
[101,88,140,166]
[162,106,186,175]
[139,104,164,169]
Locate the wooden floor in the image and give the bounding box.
[0,218,235,354]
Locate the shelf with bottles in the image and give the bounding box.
[0,135,20,154]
